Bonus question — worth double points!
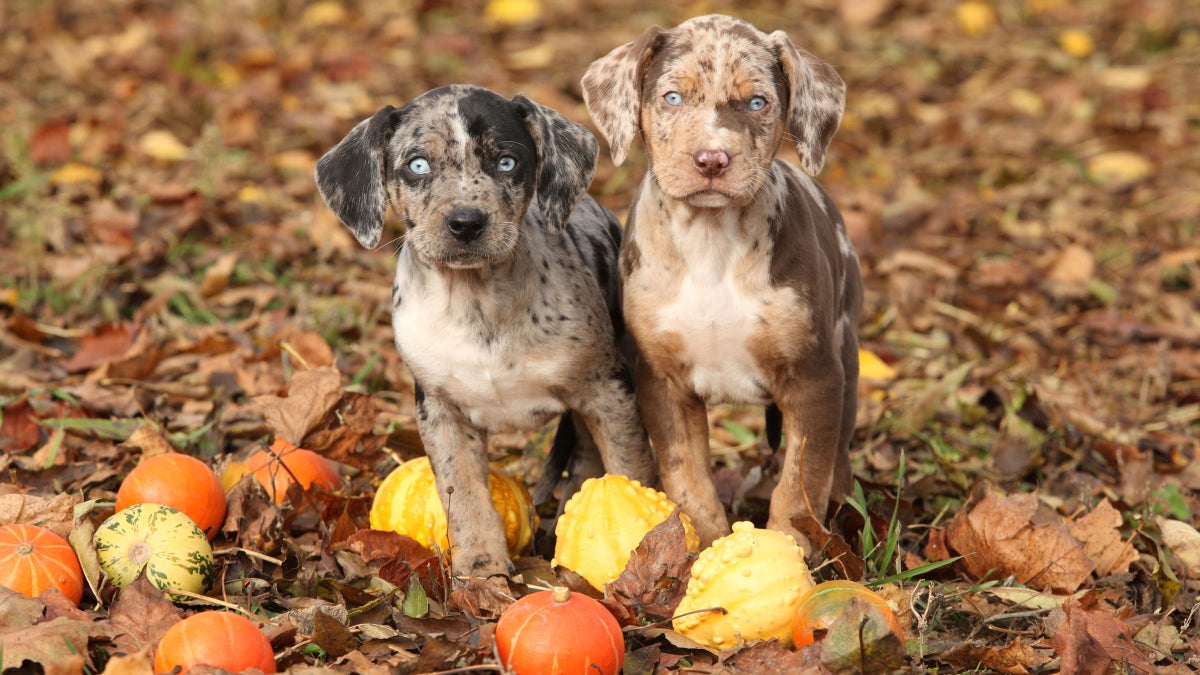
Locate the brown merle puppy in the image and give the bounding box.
[582,15,863,553]
[315,85,655,578]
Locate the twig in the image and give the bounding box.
[213,546,285,566]
[166,588,262,620]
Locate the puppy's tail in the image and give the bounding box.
[765,404,783,451]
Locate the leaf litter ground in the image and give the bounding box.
[1,0,1198,673]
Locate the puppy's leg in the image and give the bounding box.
[769,371,848,554]
[636,363,730,547]
[573,372,657,487]
[532,412,604,509]
[418,394,511,578]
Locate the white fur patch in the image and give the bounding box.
[654,209,776,405]
[392,253,567,431]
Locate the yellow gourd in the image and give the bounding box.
[672,521,814,649]
[369,457,537,557]
[552,475,700,590]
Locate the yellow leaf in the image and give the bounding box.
[1086,151,1154,188]
[237,185,264,203]
[1158,518,1200,577]
[139,130,189,162]
[1,288,18,305]
[301,1,346,28]
[50,162,102,186]
[859,349,897,380]
[955,1,996,36]
[484,0,543,27]
[1058,28,1095,58]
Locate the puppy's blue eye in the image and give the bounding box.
[497,156,516,172]
[748,96,767,111]
[408,158,431,175]
[664,91,683,106]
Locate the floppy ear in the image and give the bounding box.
[580,25,666,167]
[314,105,402,249]
[769,31,846,176]
[512,95,599,234]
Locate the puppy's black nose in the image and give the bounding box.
[445,207,487,242]
[693,148,730,178]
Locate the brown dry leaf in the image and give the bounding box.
[811,596,907,673]
[839,0,894,26]
[0,587,45,632]
[120,424,176,457]
[1047,597,1151,675]
[1045,244,1096,286]
[59,323,136,373]
[604,510,697,625]
[200,252,240,298]
[723,639,828,674]
[106,575,181,656]
[1066,499,1137,578]
[939,637,1044,674]
[0,616,92,674]
[98,648,154,675]
[946,490,1093,593]
[312,609,359,658]
[1157,517,1200,577]
[447,576,520,619]
[0,490,81,537]
[252,365,344,444]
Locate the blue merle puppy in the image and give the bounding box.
[315,85,656,578]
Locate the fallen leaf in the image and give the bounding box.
[1157,517,1200,577]
[98,647,154,675]
[50,162,102,186]
[725,638,827,674]
[839,0,894,27]
[301,1,346,28]
[940,637,1045,674]
[252,365,344,445]
[1066,499,1137,577]
[1047,597,1151,675]
[859,348,897,380]
[1058,29,1095,57]
[0,616,92,674]
[946,490,1093,593]
[955,1,996,36]
[1045,245,1095,286]
[484,0,543,27]
[106,575,181,656]
[1086,151,1154,188]
[0,491,81,538]
[138,130,190,162]
[605,510,697,625]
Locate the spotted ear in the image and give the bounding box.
[770,31,846,176]
[512,95,599,234]
[580,25,667,167]
[314,105,402,249]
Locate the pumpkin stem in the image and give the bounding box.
[551,586,571,604]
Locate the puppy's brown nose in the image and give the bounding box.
[446,207,487,242]
[693,148,730,178]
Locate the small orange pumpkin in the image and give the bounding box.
[116,452,227,539]
[245,438,340,504]
[154,610,276,674]
[791,580,904,648]
[496,586,624,675]
[0,523,85,604]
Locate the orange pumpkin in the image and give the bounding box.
[0,523,85,604]
[154,610,276,674]
[791,580,904,648]
[496,586,624,675]
[245,438,340,505]
[116,452,227,539]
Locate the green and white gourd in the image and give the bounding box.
[94,502,215,596]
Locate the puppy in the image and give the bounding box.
[315,85,656,577]
[582,15,862,553]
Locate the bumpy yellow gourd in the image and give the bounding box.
[552,474,700,590]
[370,457,537,557]
[672,521,814,649]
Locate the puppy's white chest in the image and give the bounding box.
[652,230,773,405]
[392,268,565,431]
